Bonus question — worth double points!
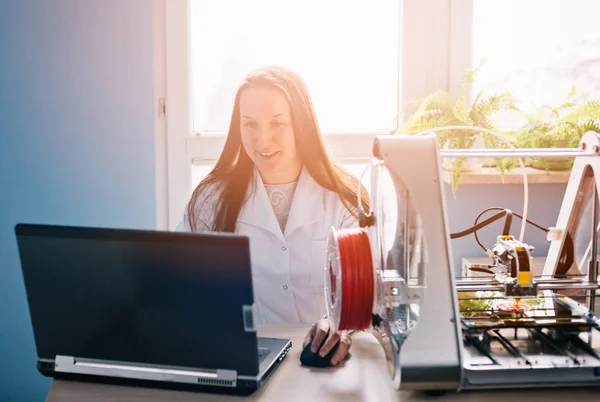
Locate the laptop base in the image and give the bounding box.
[49,371,260,396]
[43,339,291,396]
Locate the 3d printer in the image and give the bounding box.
[323,130,600,393]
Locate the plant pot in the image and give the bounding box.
[530,157,574,171]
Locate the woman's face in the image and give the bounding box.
[239,85,302,184]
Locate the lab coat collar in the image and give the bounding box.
[238,166,326,241]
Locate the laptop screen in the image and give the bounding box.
[15,224,260,376]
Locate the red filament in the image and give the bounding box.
[336,229,375,331]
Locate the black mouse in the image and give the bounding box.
[300,340,340,367]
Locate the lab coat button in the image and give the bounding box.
[283,285,289,290]
[281,245,287,251]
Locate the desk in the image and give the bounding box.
[47,325,600,402]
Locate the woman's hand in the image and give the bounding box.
[303,318,352,366]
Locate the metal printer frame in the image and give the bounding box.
[371,131,600,391]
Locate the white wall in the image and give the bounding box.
[0,1,164,400]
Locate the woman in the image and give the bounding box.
[177,66,369,366]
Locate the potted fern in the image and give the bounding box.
[396,67,520,193]
[511,88,600,171]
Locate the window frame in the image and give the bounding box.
[164,0,458,229]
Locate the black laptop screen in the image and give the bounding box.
[15,224,260,376]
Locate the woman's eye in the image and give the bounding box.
[244,121,257,129]
[272,121,285,128]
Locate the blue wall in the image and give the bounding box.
[0,1,158,400]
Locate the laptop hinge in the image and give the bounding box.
[54,355,237,387]
[243,304,256,332]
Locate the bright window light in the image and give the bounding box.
[471,0,600,128]
[189,0,400,134]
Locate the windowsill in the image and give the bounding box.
[442,166,571,185]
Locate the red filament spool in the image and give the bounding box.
[326,227,375,332]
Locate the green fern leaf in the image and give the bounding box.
[453,98,474,125]
[451,158,465,195]
[560,100,600,125]
[582,120,600,134]
[564,85,576,102]
[462,57,487,86]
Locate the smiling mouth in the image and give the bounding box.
[257,151,279,158]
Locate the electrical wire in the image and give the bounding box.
[473,207,549,252]
[450,206,575,277]
[450,210,511,246]
[450,207,549,252]
[474,207,549,233]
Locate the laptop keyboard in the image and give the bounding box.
[258,347,270,363]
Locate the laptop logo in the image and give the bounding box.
[242,304,256,332]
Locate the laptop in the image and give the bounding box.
[14,223,291,395]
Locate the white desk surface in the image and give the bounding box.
[47,325,600,402]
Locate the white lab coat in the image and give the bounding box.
[176,166,358,324]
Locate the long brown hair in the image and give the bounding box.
[187,66,369,232]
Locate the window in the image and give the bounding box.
[467,0,600,128]
[164,0,479,229]
[165,0,423,229]
[190,0,401,135]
